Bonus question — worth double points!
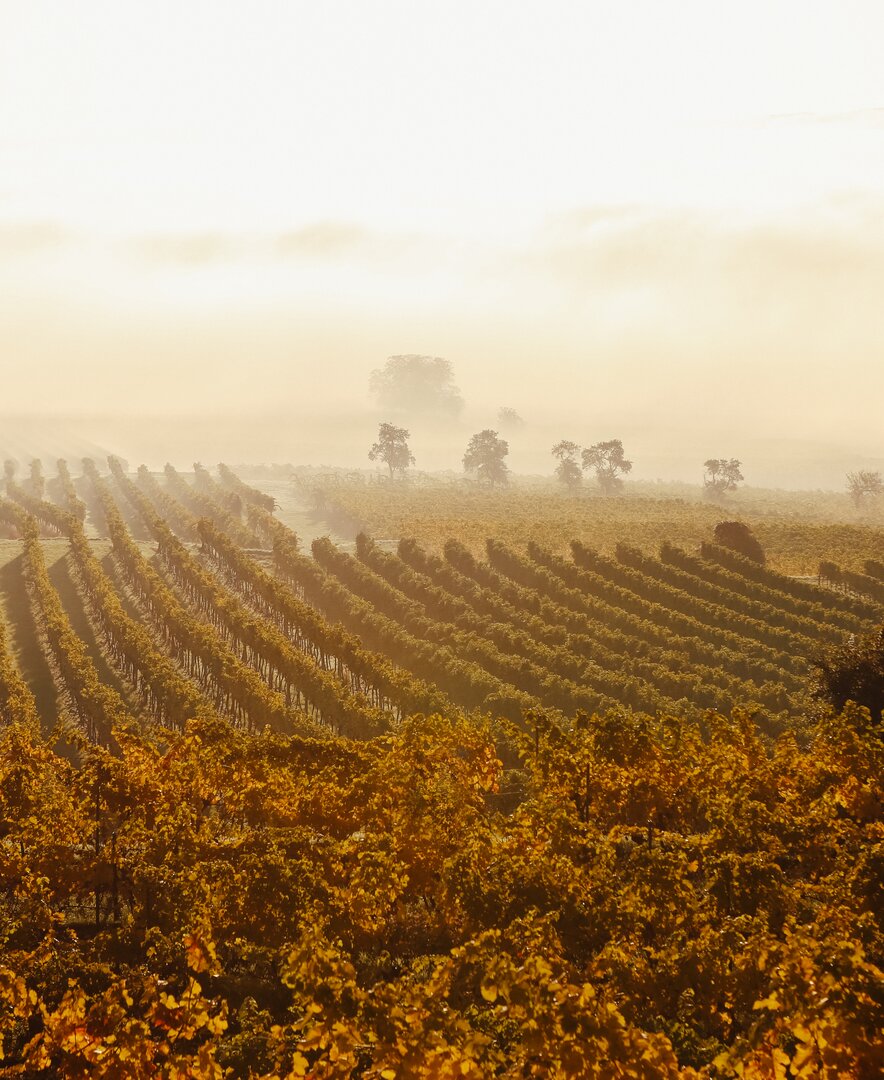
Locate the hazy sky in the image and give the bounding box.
[1,1,883,464]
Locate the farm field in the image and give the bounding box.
[0,457,882,1077]
[296,474,884,576]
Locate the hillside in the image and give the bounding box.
[0,458,881,1077]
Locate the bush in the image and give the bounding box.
[814,626,884,720]
[713,520,765,564]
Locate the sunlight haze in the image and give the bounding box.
[2,0,883,477]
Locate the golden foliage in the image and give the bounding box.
[0,701,880,1077]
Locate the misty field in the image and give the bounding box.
[0,457,882,1077]
[8,0,884,1073]
[299,474,884,576]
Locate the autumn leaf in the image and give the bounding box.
[184,930,219,975]
[290,1050,311,1076]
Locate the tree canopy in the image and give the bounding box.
[368,422,415,479]
[704,458,743,496]
[497,406,525,429]
[582,439,632,494]
[463,430,509,487]
[551,440,582,491]
[369,355,464,416]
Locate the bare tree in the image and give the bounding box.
[847,469,883,508]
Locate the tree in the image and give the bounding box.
[713,521,765,564]
[368,423,415,480]
[29,460,45,501]
[369,355,464,416]
[814,626,884,720]
[703,458,743,497]
[497,407,525,429]
[582,439,632,494]
[463,430,509,487]
[551,441,582,491]
[846,469,883,508]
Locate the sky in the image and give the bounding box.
[1,1,883,476]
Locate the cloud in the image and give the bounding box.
[547,204,643,233]
[0,221,70,257]
[127,232,242,265]
[274,221,369,258]
[520,195,884,376]
[122,220,406,266]
[537,208,712,282]
[532,197,884,296]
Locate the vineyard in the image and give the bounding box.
[0,459,882,1077]
[303,477,884,576]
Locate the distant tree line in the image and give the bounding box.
[364,357,883,502]
[550,440,633,494]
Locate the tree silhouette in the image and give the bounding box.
[582,440,632,494]
[704,458,743,496]
[463,430,509,487]
[497,407,525,429]
[846,469,883,508]
[369,355,464,416]
[551,440,582,491]
[368,423,415,480]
